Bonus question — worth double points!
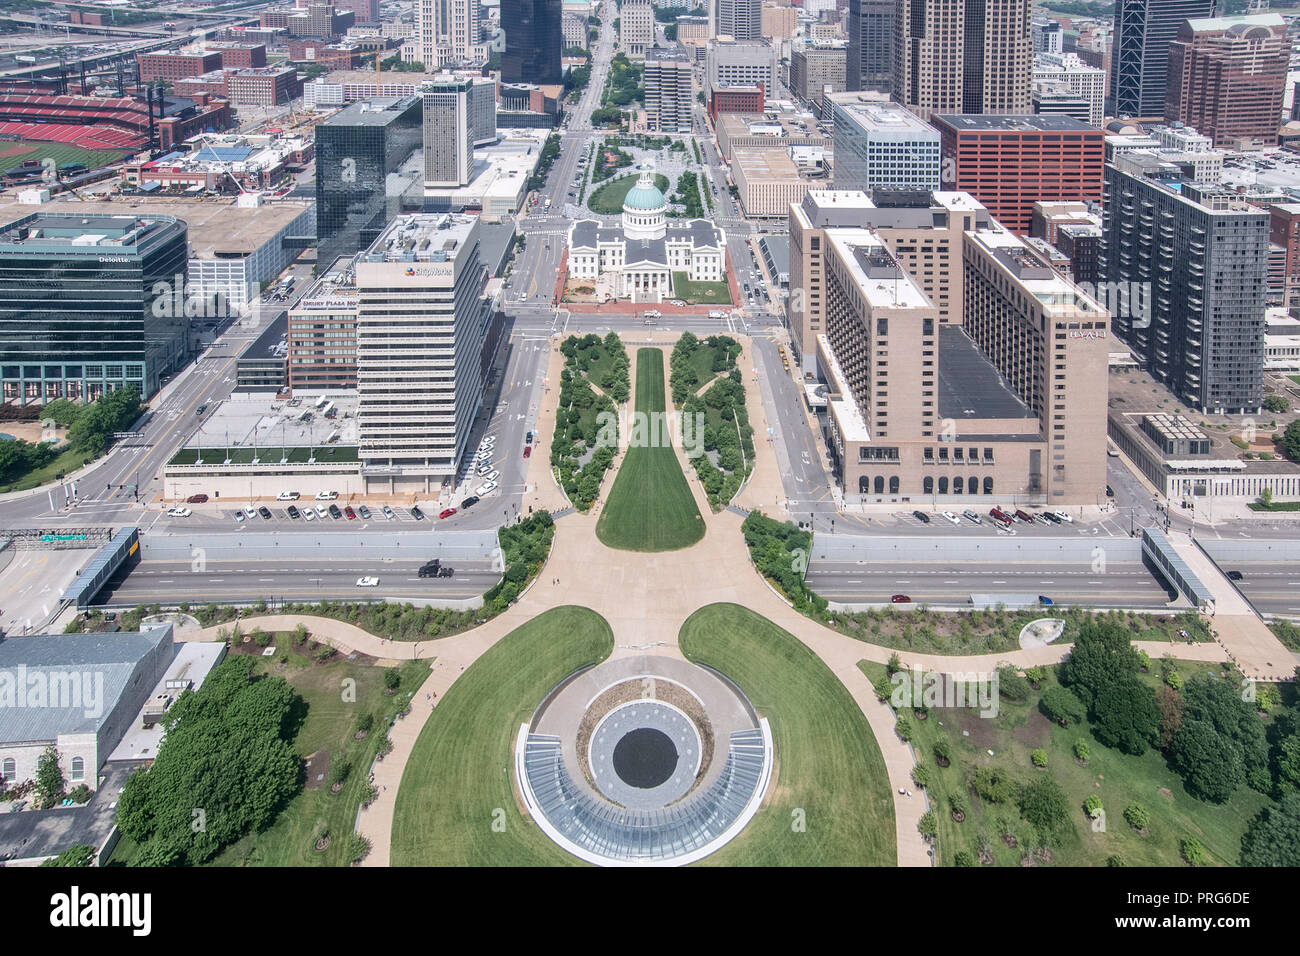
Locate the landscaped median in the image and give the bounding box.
[390,606,615,865]
[596,347,705,551]
[550,334,628,511]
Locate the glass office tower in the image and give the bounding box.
[501,0,563,86]
[315,96,424,269]
[0,213,189,404]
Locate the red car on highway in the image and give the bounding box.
[439,508,457,519]
[891,594,912,604]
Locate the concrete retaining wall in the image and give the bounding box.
[1200,538,1300,563]
[812,534,1143,564]
[139,530,500,563]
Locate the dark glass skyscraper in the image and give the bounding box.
[0,213,189,404]
[315,96,423,269]
[847,0,892,92]
[1111,0,1216,118]
[502,0,563,85]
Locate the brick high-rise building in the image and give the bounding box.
[1166,14,1289,150]
[932,114,1104,235]
[206,42,268,70]
[137,51,222,83]
[892,0,1032,118]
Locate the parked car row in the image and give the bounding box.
[227,503,424,524]
[909,508,1077,530]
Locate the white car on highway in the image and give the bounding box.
[167,507,192,518]
[355,576,379,587]
[942,511,961,526]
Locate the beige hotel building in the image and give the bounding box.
[789,189,1109,506]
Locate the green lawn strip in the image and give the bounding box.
[390,606,614,865]
[1248,501,1300,512]
[672,272,732,305]
[1271,619,1300,652]
[596,348,704,551]
[586,172,669,214]
[0,443,90,494]
[2,140,129,170]
[680,603,895,865]
[858,659,1269,866]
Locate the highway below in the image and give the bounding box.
[95,558,499,607]
[806,559,1178,609]
[1207,562,1300,618]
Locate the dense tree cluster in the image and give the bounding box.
[0,387,141,485]
[1058,619,1159,755]
[116,656,301,865]
[741,511,825,615]
[1168,674,1270,802]
[482,511,555,614]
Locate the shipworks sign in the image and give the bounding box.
[403,265,453,278]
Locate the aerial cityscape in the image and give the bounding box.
[0,0,1296,902]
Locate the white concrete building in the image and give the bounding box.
[827,94,941,191]
[1033,52,1106,128]
[355,214,493,493]
[423,75,473,188]
[567,165,727,302]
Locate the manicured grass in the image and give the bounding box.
[596,348,705,552]
[586,171,670,214]
[0,443,89,494]
[1248,500,1300,511]
[390,606,614,865]
[0,139,130,171]
[672,272,732,305]
[680,604,896,865]
[859,658,1272,866]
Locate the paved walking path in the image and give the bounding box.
[178,329,1285,867]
